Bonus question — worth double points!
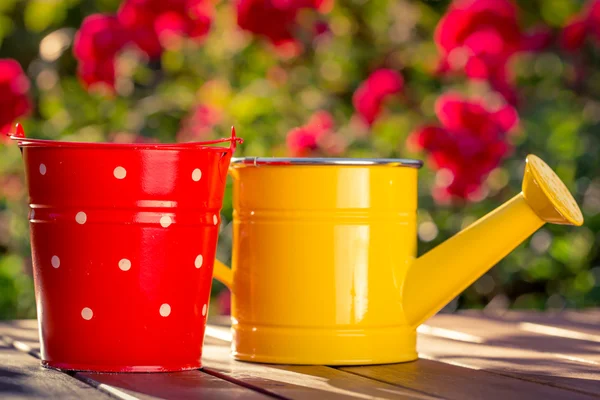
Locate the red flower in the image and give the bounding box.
[236,0,329,49]
[520,26,554,52]
[117,0,214,57]
[116,3,161,57]
[73,14,129,90]
[352,69,403,126]
[177,104,223,142]
[286,127,324,157]
[73,14,128,62]
[435,0,551,104]
[408,93,518,202]
[436,0,520,54]
[560,0,600,52]
[286,110,344,156]
[77,59,118,90]
[0,59,32,135]
[306,110,334,132]
[73,2,214,91]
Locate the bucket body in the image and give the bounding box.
[228,157,423,365]
[16,133,238,372]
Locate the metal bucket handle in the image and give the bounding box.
[6,123,243,151]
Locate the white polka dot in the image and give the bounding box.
[51,255,60,268]
[160,215,172,228]
[119,258,131,271]
[213,214,218,225]
[195,255,203,269]
[81,307,93,320]
[202,304,207,316]
[39,164,46,175]
[160,303,171,317]
[113,166,126,179]
[76,211,87,224]
[192,168,202,182]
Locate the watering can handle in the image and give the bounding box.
[212,127,242,289]
[213,259,233,289]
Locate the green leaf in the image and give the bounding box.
[0,0,17,13]
[24,0,68,32]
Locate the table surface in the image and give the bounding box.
[1,310,600,400]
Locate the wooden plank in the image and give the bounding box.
[0,320,40,351]
[424,313,600,364]
[415,334,600,397]
[0,338,110,400]
[0,321,273,400]
[76,370,271,400]
[202,329,439,400]
[457,309,600,334]
[7,316,600,399]
[340,357,599,400]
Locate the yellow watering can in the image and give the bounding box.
[212,154,583,365]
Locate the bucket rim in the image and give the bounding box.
[230,157,424,168]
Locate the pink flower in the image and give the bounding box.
[73,14,128,61]
[73,2,214,91]
[286,126,324,157]
[77,59,117,90]
[116,3,161,57]
[408,93,518,202]
[435,0,551,104]
[0,59,32,136]
[286,110,344,156]
[177,104,223,142]
[559,0,600,52]
[306,110,334,132]
[436,0,520,56]
[117,0,214,57]
[236,0,330,50]
[73,14,129,90]
[352,69,403,126]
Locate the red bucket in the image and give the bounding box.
[9,124,242,372]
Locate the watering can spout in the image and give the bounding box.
[402,154,584,328]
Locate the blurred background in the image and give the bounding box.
[1,0,599,320]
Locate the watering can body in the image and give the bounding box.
[214,155,584,365]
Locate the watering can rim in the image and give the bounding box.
[230,157,424,168]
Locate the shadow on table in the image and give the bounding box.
[480,333,600,357]
[76,367,426,400]
[245,364,438,400]
[0,320,40,351]
[0,365,37,396]
[431,353,600,396]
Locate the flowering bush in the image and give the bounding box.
[560,0,600,52]
[434,0,554,105]
[408,93,518,202]
[0,0,599,319]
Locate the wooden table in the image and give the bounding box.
[2,310,600,399]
